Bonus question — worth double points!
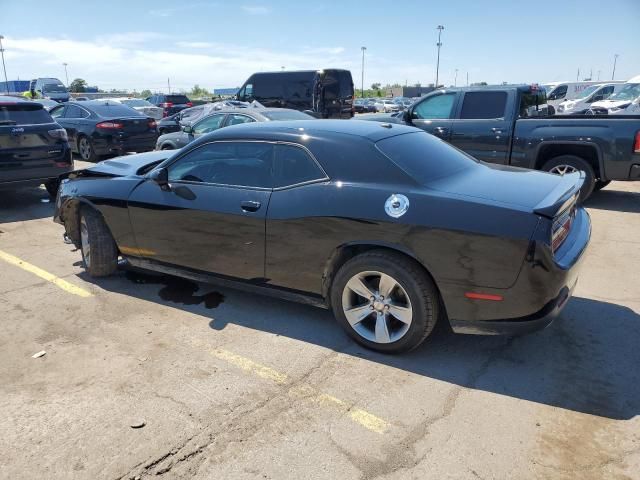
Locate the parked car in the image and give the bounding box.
[374,99,400,113]
[34,98,61,111]
[30,78,70,102]
[75,97,90,102]
[587,75,640,115]
[156,102,253,135]
[54,120,590,353]
[0,96,73,197]
[156,108,313,150]
[353,98,370,113]
[544,81,621,108]
[146,93,193,117]
[106,98,164,120]
[49,100,158,162]
[363,84,640,200]
[557,83,622,115]
[610,96,640,115]
[236,69,354,118]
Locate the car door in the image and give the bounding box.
[408,92,457,141]
[449,90,511,164]
[179,113,226,147]
[62,104,90,146]
[49,104,69,136]
[127,141,273,279]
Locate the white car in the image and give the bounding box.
[374,99,400,113]
[557,83,622,115]
[545,81,621,108]
[588,75,640,115]
[105,97,164,120]
[610,96,640,115]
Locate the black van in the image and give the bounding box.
[236,69,354,119]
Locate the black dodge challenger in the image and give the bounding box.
[54,120,591,353]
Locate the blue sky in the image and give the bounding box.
[1,0,639,92]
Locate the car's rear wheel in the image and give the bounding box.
[542,155,595,201]
[594,180,611,191]
[161,144,174,150]
[77,135,98,162]
[330,250,439,353]
[79,207,118,277]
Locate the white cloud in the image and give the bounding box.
[1,34,435,91]
[242,5,270,15]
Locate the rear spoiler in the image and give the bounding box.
[534,171,584,218]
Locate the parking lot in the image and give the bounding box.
[1,159,639,479]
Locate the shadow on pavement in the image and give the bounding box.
[90,269,640,421]
[585,188,640,213]
[0,187,54,223]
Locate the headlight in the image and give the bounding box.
[48,128,68,141]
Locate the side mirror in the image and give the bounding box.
[403,109,412,123]
[182,125,193,134]
[149,167,170,190]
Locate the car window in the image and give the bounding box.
[460,92,507,119]
[412,93,456,119]
[548,85,568,101]
[180,106,204,122]
[65,105,89,119]
[49,105,66,119]
[226,114,255,126]
[193,114,225,134]
[253,75,283,100]
[168,141,273,188]
[273,144,326,188]
[0,103,53,124]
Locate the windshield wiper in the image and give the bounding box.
[0,120,17,125]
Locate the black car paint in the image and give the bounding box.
[55,120,590,334]
[365,85,640,182]
[0,96,73,189]
[147,94,192,117]
[49,101,158,158]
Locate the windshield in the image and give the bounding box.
[89,103,143,116]
[376,131,479,184]
[574,85,600,100]
[609,83,640,101]
[262,110,314,121]
[42,84,67,93]
[0,103,53,125]
[122,99,154,107]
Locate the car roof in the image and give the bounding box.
[0,95,32,104]
[206,119,417,142]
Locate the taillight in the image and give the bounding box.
[148,119,157,129]
[161,102,173,108]
[634,131,640,153]
[96,121,124,129]
[551,203,576,254]
[186,102,193,107]
[48,128,68,141]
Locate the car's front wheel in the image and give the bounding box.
[79,207,118,277]
[330,250,440,353]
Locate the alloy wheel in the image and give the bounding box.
[341,271,413,344]
[549,164,578,175]
[79,138,92,160]
[80,216,91,268]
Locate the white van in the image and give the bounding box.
[589,75,640,114]
[610,96,640,115]
[545,81,616,108]
[556,83,623,114]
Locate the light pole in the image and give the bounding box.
[454,68,458,87]
[0,35,9,95]
[612,54,619,80]
[360,46,366,98]
[62,63,69,86]
[435,25,444,88]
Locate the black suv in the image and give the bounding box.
[146,94,193,118]
[0,96,73,197]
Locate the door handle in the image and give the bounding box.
[434,127,449,135]
[491,128,503,134]
[240,200,261,212]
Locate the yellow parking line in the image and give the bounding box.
[193,339,389,434]
[0,250,92,298]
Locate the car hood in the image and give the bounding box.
[428,162,581,214]
[84,151,172,177]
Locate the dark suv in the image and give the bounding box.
[146,94,193,118]
[0,96,73,197]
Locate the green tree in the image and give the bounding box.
[69,78,87,93]
[371,83,381,90]
[190,84,210,98]
[140,89,152,98]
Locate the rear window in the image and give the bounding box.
[376,132,478,184]
[166,95,190,104]
[460,92,507,119]
[89,103,143,117]
[262,110,314,121]
[0,103,54,125]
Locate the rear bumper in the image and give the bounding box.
[93,135,158,155]
[445,208,591,336]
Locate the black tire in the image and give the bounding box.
[77,135,98,162]
[330,250,440,354]
[542,155,596,201]
[594,180,611,191]
[161,144,174,150]
[44,179,59,198]
[79,207,118,277]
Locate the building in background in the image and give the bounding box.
[386,85,435,97]
[213,87,240,97]
[0,80,30,94]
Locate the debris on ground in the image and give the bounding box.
[130,420,146,429]
[32,351,46,358]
